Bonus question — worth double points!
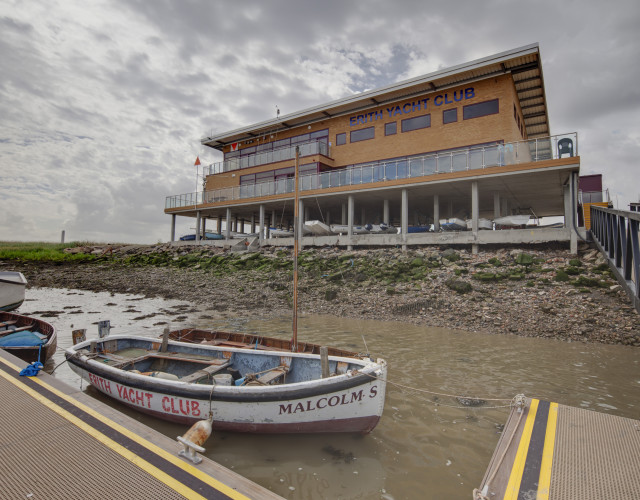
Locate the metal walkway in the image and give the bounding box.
[0,350,282,500]
[475,398,640,499]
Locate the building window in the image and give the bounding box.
[385,122,397,136]
[336,133,346,146]
[401,114,430,133]
[350,126,375,143]
[463,99,499,120]
[443,108,457,124]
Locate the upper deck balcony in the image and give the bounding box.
[165,133,578,210]
[203,139,330,175]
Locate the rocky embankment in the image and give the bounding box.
[11,242,640,346]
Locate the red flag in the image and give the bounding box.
[231,142,239,152]
[194,156,201,166]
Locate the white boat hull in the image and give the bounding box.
[0,272,27,311]
[304,220,334,236]
[66,336,387,434]
[494,215,531,226]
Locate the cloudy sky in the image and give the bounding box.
[1,0,639,243]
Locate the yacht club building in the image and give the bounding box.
[165,43,581,253]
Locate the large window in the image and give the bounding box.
[350,127,375,143]
[463,99,499,120]
[401,114,430,133]
[336,133,346,146]
[443,108,457,124]
[385,122,397,136]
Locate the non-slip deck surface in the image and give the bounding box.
[551,405,640,499]
[476,398,640,500]
[0,350,282,500]
[0,372,185,500]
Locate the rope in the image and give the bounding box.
[473,394,527,499]
[358,371,515,408]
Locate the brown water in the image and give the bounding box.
[23,287,640,500]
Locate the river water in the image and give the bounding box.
[23,287,640,500]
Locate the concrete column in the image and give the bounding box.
[196,210,201,242]
[433,195,440,231]
[272,210,277,229]
[501,198,509,216]
[326,211,331,226]
[471,181,479,255]
[564,175,578,254]
[233,217,238,232]
[170,214,176,242]
[341,203,347,225]
[225,208,231,240]
[493,193,501,218]
[361,207,366,226]
[202,218,207,239]
[401,189,408,251]
[216,216,222,234]
[251,213,256,233]
[347,195,354,251]
[259,204,265,246]
[383,199,389,225]
[304,205,310,222]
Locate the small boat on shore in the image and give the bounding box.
[439,218,467,231]
[65,334,387,433]
[304,220,334,236]
[364,223,397,234]
[0,272,27,312]
[466,218,493,230]
[330,224,369,235]
[494,215,531,228]
[269,227,294,238]
[0,311,57,363]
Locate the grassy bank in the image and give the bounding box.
[0,241,97,262]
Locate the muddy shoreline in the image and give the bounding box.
[5,243,639,346]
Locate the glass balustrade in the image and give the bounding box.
[166,133,577,209]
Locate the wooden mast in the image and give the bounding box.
[292,146,300,352]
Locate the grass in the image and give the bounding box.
[0,241,97,262]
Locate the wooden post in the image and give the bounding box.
[161,327,170,353]
[320,346,329,378]
[72,329,86,345]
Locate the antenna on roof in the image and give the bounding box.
[276,105,280,119]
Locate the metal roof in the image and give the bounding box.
[202,43,550,150]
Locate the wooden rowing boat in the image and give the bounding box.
[0,311,57,363]
[65,334,387,433]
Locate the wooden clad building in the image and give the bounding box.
[165,43,581,252]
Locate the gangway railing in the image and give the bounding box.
[590,206,640,314]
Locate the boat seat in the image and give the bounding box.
[180,359,231,383]
[256,365,289,385]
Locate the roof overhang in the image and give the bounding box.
[202,43,550,151]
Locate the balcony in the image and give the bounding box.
[166,133,577,210]
[202,139,330,175]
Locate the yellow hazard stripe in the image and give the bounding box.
[503,398,539,500]
[0,356,250,500]
[536,402,558,500]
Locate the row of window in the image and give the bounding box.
[226,129,329,160]
[239,163,319,185]
[337,99,499,145]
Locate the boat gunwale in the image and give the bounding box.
[65,335,386,403]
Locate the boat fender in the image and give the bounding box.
[177,413,214,464]
[234,377,246,386]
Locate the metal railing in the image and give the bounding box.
[590,205,640,314]
[203,139,330,175]
[166,132,577,209]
